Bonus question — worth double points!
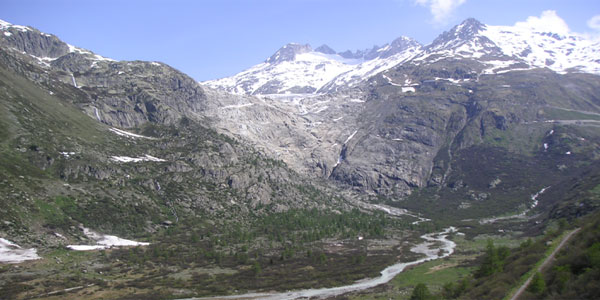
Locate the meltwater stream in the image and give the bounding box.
[182,227,458,300]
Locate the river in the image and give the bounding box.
[180,227,458,300]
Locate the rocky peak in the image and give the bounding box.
[265,43,312,64]
[337,37,421,61]
[390,36,421,50]
[377,36,422,59]
[338,49,366,60]
[427,18,487,51]
[315,44,336,55]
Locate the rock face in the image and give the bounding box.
[201,18,600,197]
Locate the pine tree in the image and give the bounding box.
[410,283,431,300]
[477,240,506,277]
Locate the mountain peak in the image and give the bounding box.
[266,43,312,64]
[315,44,336,55]
[376,36,422,59]
[426,17,488,52]
[451,18,486,37]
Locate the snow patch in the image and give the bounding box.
[60,151,76,158]
[220,103,255,109]
[349,99,365,103]
[110,155,166,163]
[67,44,114,61]
[110,128,156,140]
[0,238,41,264]
[67,227,149,251]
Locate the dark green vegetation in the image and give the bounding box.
[526,211,600,299]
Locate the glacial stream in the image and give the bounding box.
[182,227,458,300]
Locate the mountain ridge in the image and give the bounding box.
[206,17,600,96]
[204,36,422,95]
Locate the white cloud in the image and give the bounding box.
[587,15,600,31]
[414,0,467,24]
[514,10,570,35]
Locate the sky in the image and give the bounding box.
[2,0,600,81]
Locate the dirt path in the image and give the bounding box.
[509,227,581,300]
[545,106,600,117]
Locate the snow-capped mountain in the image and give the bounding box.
[203,43,359,95]
[204,38,422,95]
[206,18,600,96]
[413,18,600,75]
[319,37,422,93]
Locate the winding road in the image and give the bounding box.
[509,227,581,300]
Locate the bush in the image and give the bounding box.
[527,272,546,294]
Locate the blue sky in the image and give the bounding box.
[2,0,600,81]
